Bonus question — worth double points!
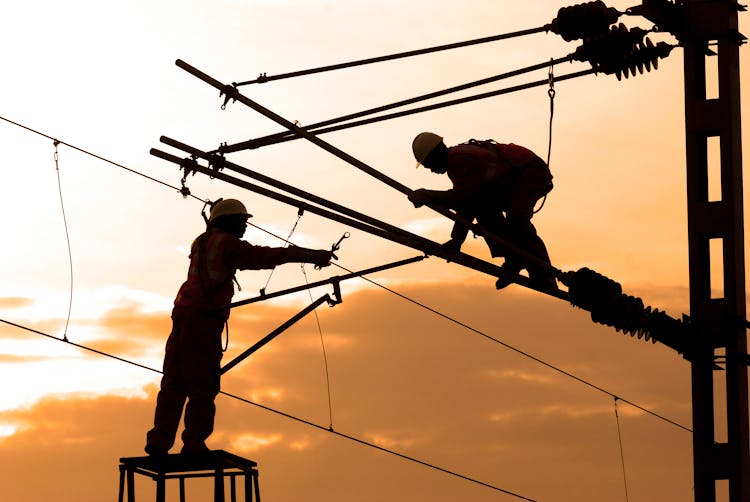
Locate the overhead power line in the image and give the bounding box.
[232,25,553,86]
[0,115,207,205]
[0,317,535,501]
[230,0,627,87]
[338,264,693,434]
[219,56,576,154]
[0,112,693,434]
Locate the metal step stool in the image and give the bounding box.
[118,450,260,502]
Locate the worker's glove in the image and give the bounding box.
[312,249,337,268]
[441,239,462,254]
[407,188,431,208]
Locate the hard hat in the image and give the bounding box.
[412,132,443,165]
[208,199,252,222]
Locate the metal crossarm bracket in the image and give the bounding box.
[220,293,335,375]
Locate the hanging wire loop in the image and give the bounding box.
[52,139,73,342]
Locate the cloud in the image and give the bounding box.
[0,354,57,364]
[0,297,33,309]
[0,278,695,501]
[83,305,171,357]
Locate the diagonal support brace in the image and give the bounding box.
[220,293,337,375]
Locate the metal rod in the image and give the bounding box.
[220,294,333,375]
[162,137,537,281]
[177,59,413,195]
[151,148,562,295]
[152,148,404,243]
[175,59,563,277]
[162,136,435,245]
[231,255,426,308]
[232,25,551,86]
[233,68,596,151]
[221,55,573,154]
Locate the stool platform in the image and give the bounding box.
[118,450,260,502]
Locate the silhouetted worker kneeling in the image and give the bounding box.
[145,198,336,456]
[408,132,556,291]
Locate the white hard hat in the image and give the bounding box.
[209,199,252,222]
[412,132,443,165]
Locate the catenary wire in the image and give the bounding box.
[232,25,551,86]
[0,317,534,501]
[0,115,208,205]
[0,113,691,433]
[325,261,693,434]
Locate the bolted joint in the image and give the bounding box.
[626,0,683,36]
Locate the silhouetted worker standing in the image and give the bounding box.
[145,199,335,455]
[408,132,556,290]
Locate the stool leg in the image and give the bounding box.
[127,469,135,502]
[156,474,165,502]
[118,466,125,502]
[244,472,251,502]
[214,467,225,502]
[180,477,186,502]
[254,470,261,502]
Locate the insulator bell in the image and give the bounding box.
[551,0,621,41]
[567,267,686,348]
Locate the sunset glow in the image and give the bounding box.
[1,1,748,501]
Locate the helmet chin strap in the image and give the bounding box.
[201,198,223,226]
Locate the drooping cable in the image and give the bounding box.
[232,25,551,87]
[52,140,74,342]
[534,59,556,214]
[300,263,335,431]
[614,397,631,502]
[259,208,304,295]
[546,59,556,168]
[0,317,534,501]
[261,205,335,430]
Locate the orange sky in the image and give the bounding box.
[0,1,749,501]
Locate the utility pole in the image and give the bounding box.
[680,0,749,499]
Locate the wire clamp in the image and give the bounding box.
[220,84,239,110]
[178,157,200,197]
[547,59,556,99]
[208,152,227,172]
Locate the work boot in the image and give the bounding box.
[529,272,557,292]
[495,264,522,290]
[144,444,168,457]
[181,442,210,455]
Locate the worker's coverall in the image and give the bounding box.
[443,141,553,276]
[146,228,293,453]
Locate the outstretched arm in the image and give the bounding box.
[283,246,337,268]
